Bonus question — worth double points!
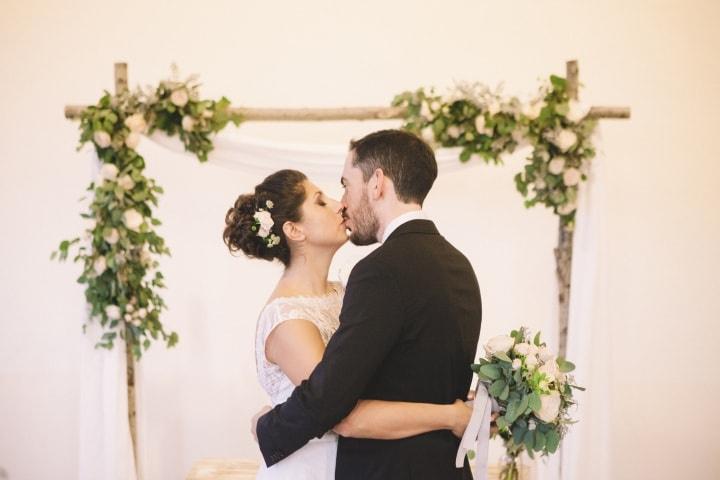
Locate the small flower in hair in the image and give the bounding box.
[267,234,281,248]
[251,199,281,247]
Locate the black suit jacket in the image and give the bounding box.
[257,220,482,479]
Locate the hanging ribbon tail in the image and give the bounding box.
[455,382,492,480]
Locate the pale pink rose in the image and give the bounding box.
[484,335,515,356]
[117,174,135,191]
[548,157,566,175]
[125,132,141,150]
[182,115,196,132]
[93,256,107,276]
[124,113,147,133]
[170,88,189,107]
[105,305,121,321]
[537,391,561,423]
[563,168,581,187]
[99,163,119,182]
[103,228,119,245]
[553,129,577,152]
[123,209,144,231]
[93,131,112,149]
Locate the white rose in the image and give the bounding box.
[182,115,196,132]
[254,210,274,238]
[430,101,441,111]
[103,228,119,245]
[539,359,560,382]
[553,129,578,152]
[421,126,435,144]
[522,101,545,120]
[123,209,144,231]
[513,342,532,356]
[93,131,112,149]
[132,318,142,327]
[536,391,561,423]
[487,100,501,116]
[124,314,132,322]
[538,346,554,362]
[170,88,189,107]
[525,354,539,368]
[125,132,141,150]
[563,168,581,187]
[124,113,147,133]
[105,305,121,321]
[548,157,566,175]
[557,202,578,216]
[126,303,134,313]
[93,256,107,276]
[420,102,431,118]
[512,358,522,370]
[99,163,119,182]
[534,178,547,190]
[484,335,515,356]
[566,100,590,123]
[474,115,487,133]
[446,125,461,138]
[138,308,147,319]
[140,246,152,266]
[117,174,135,191]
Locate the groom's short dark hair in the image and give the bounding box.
[349,129,438,206]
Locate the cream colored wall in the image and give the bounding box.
[1,0,719,479]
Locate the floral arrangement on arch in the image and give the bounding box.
[393,74,596,230]
[52,67,242,358]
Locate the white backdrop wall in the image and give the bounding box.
[1,1,719,479]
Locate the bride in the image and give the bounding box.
[223,169,473,479]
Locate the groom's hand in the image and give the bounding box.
[250,405,272,443]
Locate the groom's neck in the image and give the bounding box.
[375,203,422,241]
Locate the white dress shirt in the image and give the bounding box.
[381,210,429,243]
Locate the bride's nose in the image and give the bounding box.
[329,198,342,213]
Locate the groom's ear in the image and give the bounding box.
[369,168,385,201]
[282,221,305,243]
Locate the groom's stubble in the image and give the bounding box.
[347,187,380,246]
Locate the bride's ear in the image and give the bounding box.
[282,221,305,243]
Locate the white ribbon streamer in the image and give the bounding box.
[455,382,492,479]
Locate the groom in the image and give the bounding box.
[254,129,482,479]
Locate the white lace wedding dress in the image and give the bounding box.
[254,282,344,479]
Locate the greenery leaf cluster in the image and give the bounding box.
[395,75,597,231]
[53,69,243,359]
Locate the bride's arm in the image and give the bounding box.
[266,320,472,440]
[332,399,471,439]
[265,318,325,386]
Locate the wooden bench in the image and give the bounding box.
[186,458,532,479]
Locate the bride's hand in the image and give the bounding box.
[449,399,473,438]
[250,405,272,443]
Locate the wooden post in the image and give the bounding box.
[114,62,140,480]
[555,60,578,360]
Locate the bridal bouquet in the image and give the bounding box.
[472,327,584,480]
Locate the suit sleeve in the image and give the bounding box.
[256,258,404,466]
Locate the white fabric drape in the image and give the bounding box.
[78,152,138,480]
[536,129,611,480]
[79,131,603,480]
[148,132,479,180]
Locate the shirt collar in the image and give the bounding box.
[381,210,428,243]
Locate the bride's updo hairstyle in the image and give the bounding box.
[223,169,307,266]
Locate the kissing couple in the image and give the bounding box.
[224,129,483,479]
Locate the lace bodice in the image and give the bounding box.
[255,282,344,406]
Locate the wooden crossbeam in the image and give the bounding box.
[63,61,630,122]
